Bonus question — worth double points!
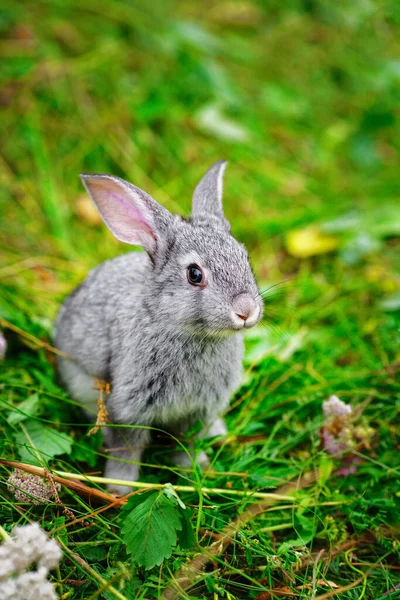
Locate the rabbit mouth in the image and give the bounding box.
[231,303,261,330]
[230,293,261,330]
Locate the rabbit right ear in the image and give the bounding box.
[80,174,172,255]
[191,160,230,230]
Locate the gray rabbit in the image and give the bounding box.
[55,161,263,494]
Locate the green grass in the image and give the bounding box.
[1,1,400,598]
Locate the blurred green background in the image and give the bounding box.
[1,3,400,597]
[1,0,400,300]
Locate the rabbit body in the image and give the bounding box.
[56,251,243,428]
[55,162,262,493]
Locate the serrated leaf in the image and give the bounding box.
[14,420,73,465]
[121,490,183,569]
[120,490,150,517]
[7,394,39,425]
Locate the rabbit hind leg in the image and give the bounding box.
[58,358,102,419]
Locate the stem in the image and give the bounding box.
[259,522,293,533]
[344,548,368,600]
[0,460,295,501]
[0,523,11,541]
[52,469,295,500]
[0,316,74,360]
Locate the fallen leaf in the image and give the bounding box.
[286,226,339,258]
[317,579,340,588]
[32,265,56,285]
[304,580,340,589]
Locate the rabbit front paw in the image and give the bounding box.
[172,449,210,469]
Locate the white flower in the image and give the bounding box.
[0,523,62,600]
[39,538,62,570]
[0,554,15,579]
[0,579,17,600]
[8,569,58,600]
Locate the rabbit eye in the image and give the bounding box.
[187,264,204,286]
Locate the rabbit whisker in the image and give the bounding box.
[257,279,291,300]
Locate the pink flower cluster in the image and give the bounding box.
[321,395,353,457]
[7,469,61,505]
[320,394,374,477]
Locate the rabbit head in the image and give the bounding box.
[80,161,263,336]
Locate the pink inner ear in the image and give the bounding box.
[108,190,156,241]
[86,178,157,251]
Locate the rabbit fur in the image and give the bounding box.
[54,161,263,494]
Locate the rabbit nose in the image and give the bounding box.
[232,293,256,321]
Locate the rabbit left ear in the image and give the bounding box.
[80,173,172,256]
[191,160,230,230]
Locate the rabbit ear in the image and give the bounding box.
[80,174,172,254]
[191,160,230,229]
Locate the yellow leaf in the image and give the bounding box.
[286,226,338,258]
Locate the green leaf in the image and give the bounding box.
[84,545,108,561]
[7,394,39,425]
[245,545,253,566]
[121,490,184,569]
[14,420,73,465]
[177,507,195,550]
